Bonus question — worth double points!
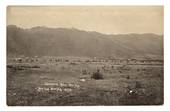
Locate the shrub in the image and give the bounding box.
[82,69,87,75]
[91,69,104,80]
[126,75,130,79]
[70,62,77,65]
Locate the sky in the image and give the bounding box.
[7,6,163,34]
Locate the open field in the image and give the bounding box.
[6,6,163,106]
[7,57,163,106]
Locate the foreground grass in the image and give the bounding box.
[7,60,163,105]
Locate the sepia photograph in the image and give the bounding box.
[7,6,163,106]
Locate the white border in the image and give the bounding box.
[0,0,169,111]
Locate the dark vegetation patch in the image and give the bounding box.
[91,70,104,80]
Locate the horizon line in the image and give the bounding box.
[7,24,164,36]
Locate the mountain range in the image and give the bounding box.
[7,25,163,59]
